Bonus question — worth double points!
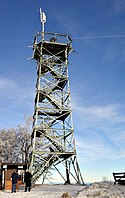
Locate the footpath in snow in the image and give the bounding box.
[0,183,125,198]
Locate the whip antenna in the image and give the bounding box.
[40,8,46,39]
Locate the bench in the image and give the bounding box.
[113,172,125,185]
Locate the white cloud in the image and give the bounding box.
[113,0,125,14]
[76,133,125,162]
[102,42,125,64]
[0,76,16,90]
[72,97,122,129]
[0,75,34,128]
[0,75,34,103]
[76,134,112,161]
[103,46,119,63]
[71,94,125,162]
[74,103,117,119]
[110,129,125,145]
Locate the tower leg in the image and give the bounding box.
[65,160,70,184]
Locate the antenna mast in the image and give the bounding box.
[40,8,46,40]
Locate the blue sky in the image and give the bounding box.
[0,0,125,183]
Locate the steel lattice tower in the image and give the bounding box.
[29,10,84,185]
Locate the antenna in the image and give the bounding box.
[40,8,46,33]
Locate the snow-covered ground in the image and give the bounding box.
[0,183,125,198]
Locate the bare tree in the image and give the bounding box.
[102,176,109,183]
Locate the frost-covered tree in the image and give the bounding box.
[0,128,17,162]
[16,116,32,163]
[0,116,32,163]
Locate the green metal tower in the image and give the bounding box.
[29,9,84,185]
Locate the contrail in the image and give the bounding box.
[0,34,125,43]
[73,34,125,40]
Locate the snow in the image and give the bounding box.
[0,183,125,198]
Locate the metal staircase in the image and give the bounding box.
[29,30,84,185]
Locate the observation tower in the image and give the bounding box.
[29,9,84,184]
